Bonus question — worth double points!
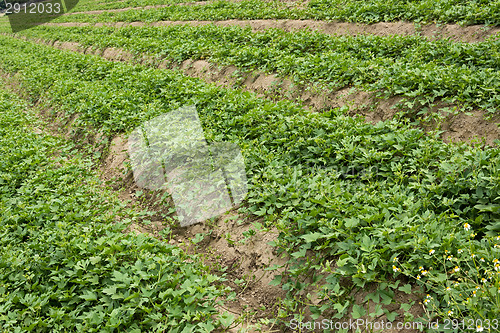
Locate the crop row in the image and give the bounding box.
[70,0,206,14]
[0,85,233,331]
[10,24,500,115]
[50,0,500,25]
[0,35,499,326]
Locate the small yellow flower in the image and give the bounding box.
[429,249,435,255]
[446,287,451,291]
[417,275,421,280]
[447,310,453,316]
[419,266,423,271]
[458,249,463,254]
[495,263,500,271]
[481,278,487,283]
[447,255,453,261]
[480,257,485,262]
[463,223,471,231]
[493,258,498,263]
[422,270,428,276]
[453,266,460,273]
[392,265,400,272]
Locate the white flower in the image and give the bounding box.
[463,223,471,231]
[477,325,484,332]
[429,249,435,255]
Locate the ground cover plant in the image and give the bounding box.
[69,0,207,14]
[0,86,233,332]
[9,24,500,117]
[45,0,500,26]
[0,35,499,331]
[307,0,500,25]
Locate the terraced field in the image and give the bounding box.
[0,1,499,332]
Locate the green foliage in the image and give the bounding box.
[12,24,500,115]
[0,89,229,332]
[0,35,499,327]
[308,0,500,25]
[70,0,203,14]
[45,0,500,25]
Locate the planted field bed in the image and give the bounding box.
[0,87,233,331]
[0,25,500,332]
[7,22,500,145]
[51,0,500,26]
[10,24,500,116]
[68,0,207,14]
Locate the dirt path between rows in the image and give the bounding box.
[54,16,499,43]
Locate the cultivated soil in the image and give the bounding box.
[2,14,498,331]
[49,19,500,43]
[19,35,500,146]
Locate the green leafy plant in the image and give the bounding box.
[0,35,499,330]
